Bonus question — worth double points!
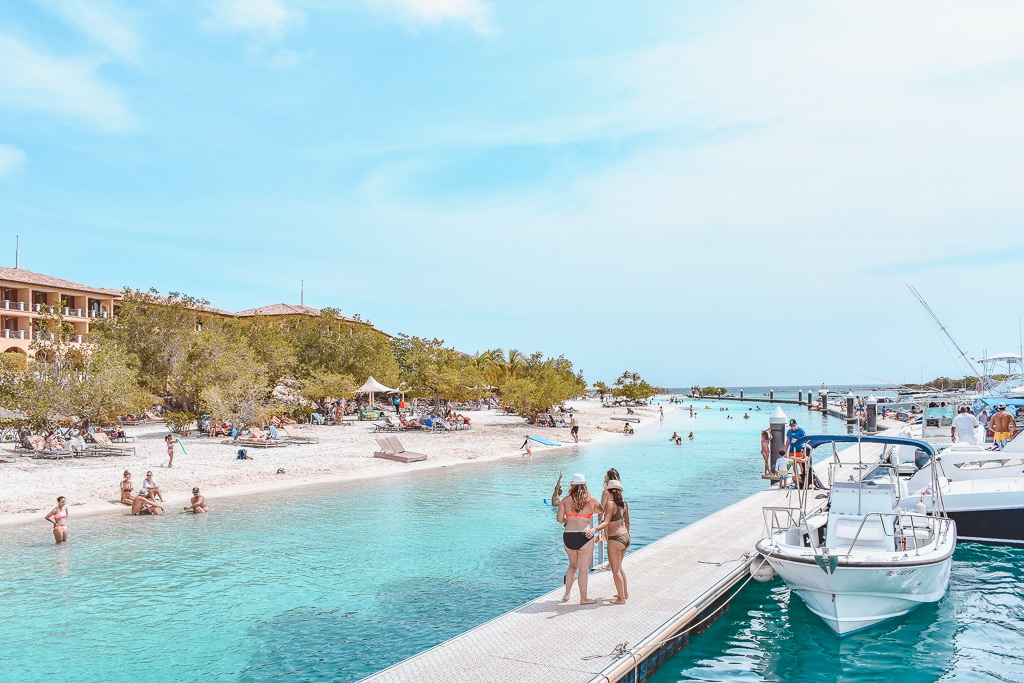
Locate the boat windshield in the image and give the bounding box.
[859,465,893,484]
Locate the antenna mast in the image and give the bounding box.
[15,235,19,269]
[907,284,981,377]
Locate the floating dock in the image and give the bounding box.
[359,488,787,683]
[360,421,904,683]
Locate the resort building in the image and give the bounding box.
[0,267,386,358]
[236,303,386,337]
[0,267,120,358]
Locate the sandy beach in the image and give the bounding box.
[0,399,669,526]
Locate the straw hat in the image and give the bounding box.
[605,479,623,491]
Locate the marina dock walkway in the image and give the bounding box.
[360,488,788,683]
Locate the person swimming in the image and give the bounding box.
[688,432,694,440]
[669,432,679,441]
[548,472,563,507]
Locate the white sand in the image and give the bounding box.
[0,399,670,526]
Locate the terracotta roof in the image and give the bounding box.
[0,267,122,297]
[144,295,234,317]
[235,303,324,317]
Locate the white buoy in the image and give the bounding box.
[749,555,776,582]
[914,501,927,514]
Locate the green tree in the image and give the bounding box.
[613,371,658,401]
[391,335,485,407]
[89,289,212,403]
[497,352,586,422]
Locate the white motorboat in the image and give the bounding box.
[756,435,956,636]
[900,433,1024,545]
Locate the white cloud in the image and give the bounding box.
[204,0,306,38]
[366,0,497,35]
[34,0,140,63]
[0,145,27,177]
[0,35,134,131]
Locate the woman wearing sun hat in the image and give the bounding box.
[556,473,602,605]
[594,479,630,604]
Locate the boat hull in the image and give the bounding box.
[756,541,954,636]
[948,507,1024,545]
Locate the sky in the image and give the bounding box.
[2,1,1024,388]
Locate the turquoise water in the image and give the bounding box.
[648,542,1024,683]
[2,401,1015,682]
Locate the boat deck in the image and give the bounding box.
[359,488,789,683]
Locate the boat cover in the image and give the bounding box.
[793,434,936,456]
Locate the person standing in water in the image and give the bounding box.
[549,472,563,507]
[594,479,630,603]
[556,474,602,605]
[44,496,69,544]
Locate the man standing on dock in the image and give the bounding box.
[786,419,806,486]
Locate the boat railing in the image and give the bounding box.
[838,512,954,557]
[762,500,828,541]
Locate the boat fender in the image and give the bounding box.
[914,501,927,514]
[749,555,776,582]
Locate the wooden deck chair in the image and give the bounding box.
[373,436,427,463]
[281,424,319,443]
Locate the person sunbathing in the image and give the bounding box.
[131,495,164,515]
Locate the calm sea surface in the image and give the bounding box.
[1,398,1020,683]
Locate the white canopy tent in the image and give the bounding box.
[357,376,396,407]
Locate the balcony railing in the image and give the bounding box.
[28,332,85,343]
[2,301,26,311]
[1,330,26,340]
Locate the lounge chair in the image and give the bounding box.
[88,432,136,456]
[0,448,18,463]
[399,417,424,430]
[281,424,319,444]
[20,435,73,460]
[373,416,401,433]
[373,436,427,463]
[235,427,287,448]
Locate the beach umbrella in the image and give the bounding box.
[357,376,395,407]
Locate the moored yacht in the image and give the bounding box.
[900,433,1024,545]
[756,435,956,636]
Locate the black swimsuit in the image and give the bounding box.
[563,531,591,550]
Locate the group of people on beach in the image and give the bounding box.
[44,471,209,544]
[550,469,631,605]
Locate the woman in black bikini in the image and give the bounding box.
[556,473,602,605]
[594,479,630,604]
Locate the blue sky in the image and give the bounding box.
[3,1,1024,387]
